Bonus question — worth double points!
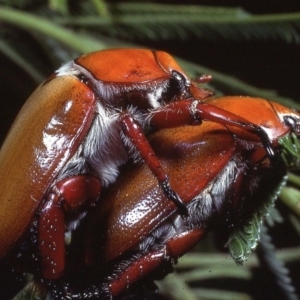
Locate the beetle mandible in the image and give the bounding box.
[0,49,277,282]
[44,96,300,299]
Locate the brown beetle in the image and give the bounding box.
[44,96,300,299]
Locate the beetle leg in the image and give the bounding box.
[119,112,188,216]
[149,99,277,163]
[193,101,276,159]
[71,228,206,299]
[38,175,101,280]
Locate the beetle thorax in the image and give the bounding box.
[56,61,176,111]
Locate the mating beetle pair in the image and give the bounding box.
[0,49,298,299]
[0,49,277,281]
[51,96,299,299]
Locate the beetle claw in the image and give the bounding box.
[160,180,188,216]
[45,280,73,300]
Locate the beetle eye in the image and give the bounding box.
[169,70,191,99]
[171,70,188,88]
[284,115,300,135]
[194,74,212,84]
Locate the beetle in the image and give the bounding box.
[0,49,277,283]
[37,96,299,299]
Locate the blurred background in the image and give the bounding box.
[0,1,299,300]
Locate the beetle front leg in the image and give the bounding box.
[38,175,101,280]
[149,99,277,163]
[119,112,188,216]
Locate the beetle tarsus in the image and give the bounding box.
[251,125,279,165]
[46,280,73,300]
[160,180,188,216]
[73,284,109,299]
[47,280,107,300]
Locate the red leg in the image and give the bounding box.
[108,228,206,297]
[149,99,276,160]
[51,229,206,298]
[119,112,188,215]
[38,175,101,279]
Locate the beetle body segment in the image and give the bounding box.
[75,49,185,84]
[0,76,96,258]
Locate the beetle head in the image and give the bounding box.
[283,115,300,135]
[278,115,300,169]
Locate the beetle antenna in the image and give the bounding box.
[194,74,212,84]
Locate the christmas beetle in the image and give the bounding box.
[43,96,300,299]
[0,49,276,282]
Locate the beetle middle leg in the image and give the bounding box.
[119,112,188,216]
[38,175,101,280]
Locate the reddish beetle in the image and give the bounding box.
[43,96,300,299]
[0,49,276,283]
